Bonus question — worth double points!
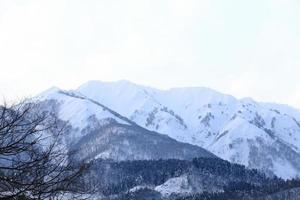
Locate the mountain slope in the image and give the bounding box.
[74,80,300,179]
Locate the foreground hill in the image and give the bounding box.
[80,158,300,200]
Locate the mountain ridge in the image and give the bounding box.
[37,80,300,179]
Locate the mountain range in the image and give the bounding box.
[36,80,300,180]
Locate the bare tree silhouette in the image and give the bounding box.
[0,101,88,200]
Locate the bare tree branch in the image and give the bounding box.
[0,101,89,200]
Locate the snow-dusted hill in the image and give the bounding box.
[38,80,300,179]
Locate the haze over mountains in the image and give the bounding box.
[37,80,300,179]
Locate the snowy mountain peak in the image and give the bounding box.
[38,86,62,99]
[77,80,151,94]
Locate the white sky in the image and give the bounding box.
[0,0,300,108]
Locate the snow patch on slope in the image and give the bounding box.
[155,175,192,197]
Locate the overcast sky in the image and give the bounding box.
[0,0,300,108]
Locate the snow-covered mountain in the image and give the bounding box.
[36,87,215,162]
[37,80,300,179]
